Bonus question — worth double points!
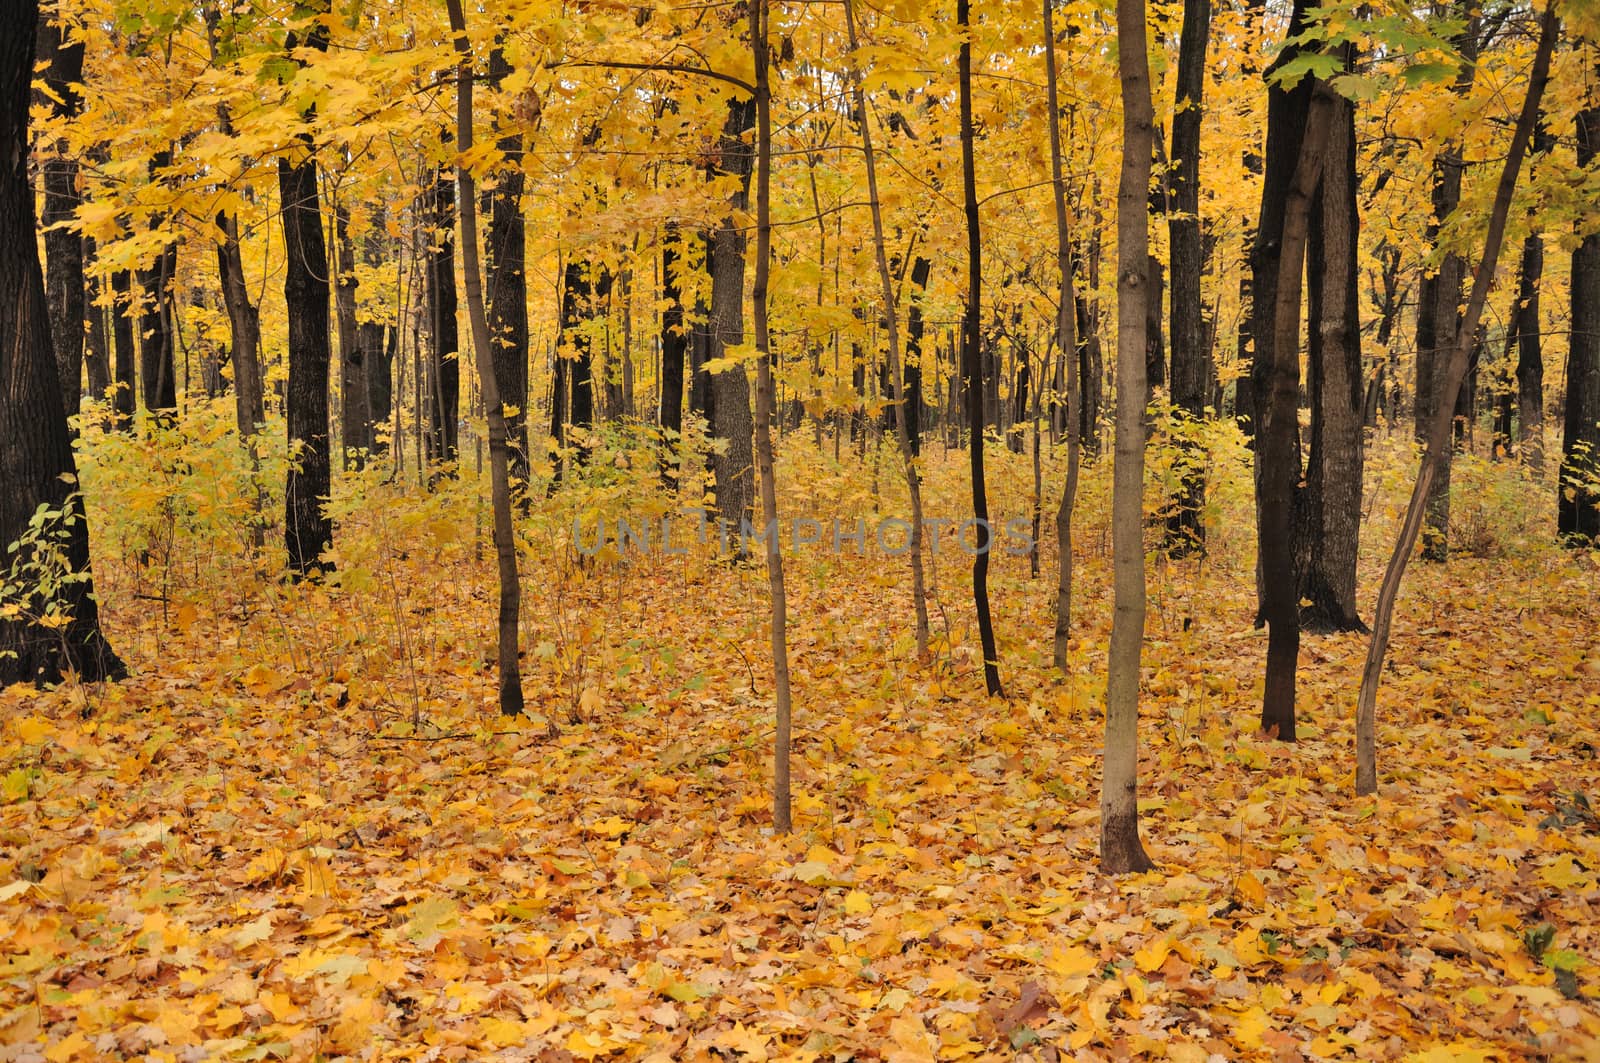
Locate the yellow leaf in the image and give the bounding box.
[844,890,872,915]
[1044,944,1098,979]
[887,1014,937,1063]
[1235,871,1266,907]
[1541,855,1591,890]
[1133,937,1171,973]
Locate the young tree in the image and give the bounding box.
[442,0,526,720]
[957,0,1002,697]
[0,0,123,685]
[1102,0,1156,873]
[1357,2,1557,794]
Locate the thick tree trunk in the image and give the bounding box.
[958,0,1002,697]
[277,18,334,576]
[0,1,123,685]
[708,96,757,538]
[1102,0,1156,873]
[487,44,529,490]
[1561,74,1600,543]
[216,211,263,438]
[35,5,85,417]
[1259,79,1338,743]
[1298,90,1366,634]
[1165,0,1211,553]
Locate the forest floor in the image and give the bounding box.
[3,418,1600,1062]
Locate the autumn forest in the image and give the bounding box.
[2,0,1600,1057]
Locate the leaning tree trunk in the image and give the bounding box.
[0,0,123,685]
[1298,86,1367,634]
[35,4,85,417]
[1164,0,1211,554]
[443,0,526,719]
[1561,67,1600,543]
[1356,3,1556,795]
[1102,0,1156,874]
[278,15,334,576]
[957,0,1002,697]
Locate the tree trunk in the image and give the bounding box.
[361,221,392,456]
[334,202,370,469]
[487,43,529,491]
[1561,69,1600,543]
[278,17,334,576]
[1297,89,1366,634]
[1102,0,1156,873]
[83,237,110,402]
[747,0,793,830]
[1165,0,1211,553]
[844,0,930,661]
[1515,230,1545,466]
[443,0,526,719]
[958,0,1002,697]
[0,0,123,685]
[1356,4,1555,795]
[1259,78,1338,743]
[137,154,178,421]
[109,268,135,429]
[659,224,687,481]
[708,96,757,539]
[1046,0,1082,673]
[35,4,85,417]
[425,166,460,469]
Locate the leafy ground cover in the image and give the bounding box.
[2,424,1599,1061]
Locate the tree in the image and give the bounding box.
[443,0,526,719]
[278,11,335,576]
[424,164,460,470]
[0,0,123,685]
[486,43,530,493]
[34,1,86,417]
[1561,62,1600,543]
[1356,2,1557,795]
[707,94,758,539]
[1102,0,1156,873]
[1164,0,1212,554]
[958,0,1001,697]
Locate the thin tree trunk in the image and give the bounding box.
[1103,0,1156,873]
[334,201,370,469]
[957,0,1001,697]
[425,165,460,470]
[83,237,109,402]
[844,0,929,661]
[109,268,135,429]
[1356,3,1556,795]
[443,0,526,719]
[1561,64,1600,543]
[1046,0,1081,672]
[1515,229,1545,466]
[659,224,687,481]
[1,0,123,685]
[487,42,529,490]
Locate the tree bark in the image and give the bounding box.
[708,96,757,539]
[958,0,1001,697]
[487,43,529,490]
[443,0,526,719]
[1515,228,1545,466]
[0,0,123,685]
[1298,89,1366,634]
[1561,67,1600,543]
[334,201,370,469]
[1165,0,1211,553]
[1103,0,1156,873]
[425,165,460,469]
[109,268,135,429]
[83,237,109,402]
[1356,3,1556,795]
[35,3,85,417]
[277,16,334,576]
[659,223,687,482]
[137,153,178,422]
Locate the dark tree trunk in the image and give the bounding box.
[1145,252,1165,396]
[1073,239,1101,457]
[959,0,1001,696]
[277,19,334,575]
[1364,241,1402,427]
[1298,91,1366,634]
[1515,230,1545,463]
[137,153,179,422]
[659,224,687,480]
[83,237,110,403]
[1165,0,1211,552]
[487,44,529,489]
[689,233,713,423]
[564,259,595,435]
[1561,77,1600,543]
[109,268,135,429]
[360,217,391,456]
[1,1,123,685]
[35,4,85,417]
[334,202,369,469]
[905,256,931,456]
[425,166,460,469]
[708,96,757,535]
